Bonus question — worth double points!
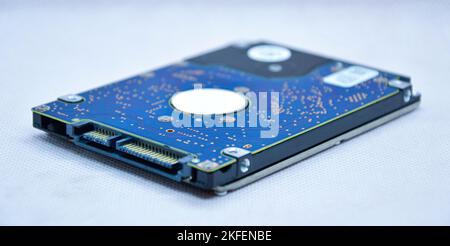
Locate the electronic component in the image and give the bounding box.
[32,41,420,195]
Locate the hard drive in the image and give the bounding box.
[32,41,421,195]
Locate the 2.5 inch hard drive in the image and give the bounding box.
[32,41,421,195]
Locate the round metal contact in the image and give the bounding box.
[58,94,84,103]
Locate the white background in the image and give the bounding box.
[1,0,449,225]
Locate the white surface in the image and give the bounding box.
[1,0,450,225]
[171,88,247,115]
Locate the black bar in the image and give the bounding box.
[0,226,449,244]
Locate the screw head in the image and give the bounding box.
[58,94,84,103]
[268,64,282,72]
[227,147,239,154]
[222,147,250,158]
[34,104,50,113]
[196,160,219,171]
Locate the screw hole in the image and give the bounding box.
[239,158,251,173]
[403,89,412,103]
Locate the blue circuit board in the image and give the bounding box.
[32,60,399,171]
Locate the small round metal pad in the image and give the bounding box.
[58,94,84,103]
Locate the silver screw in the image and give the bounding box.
[34,105,50,112]
[58,94,84,103]
[268,64,282,72]
[227,147,239,154]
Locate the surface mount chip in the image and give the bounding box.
[32,41,421,195]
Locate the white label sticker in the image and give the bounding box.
[323,66,379,88]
